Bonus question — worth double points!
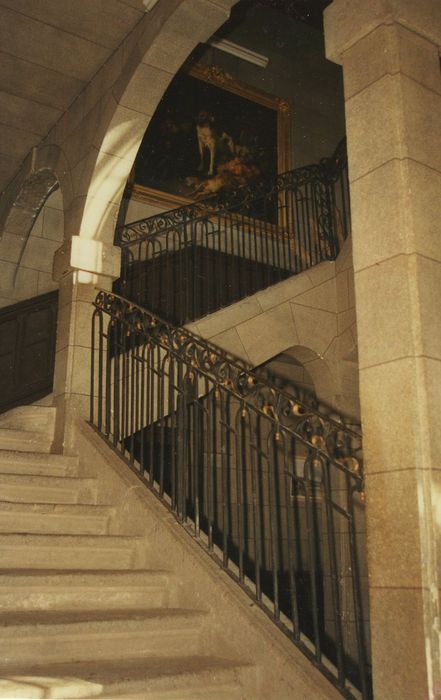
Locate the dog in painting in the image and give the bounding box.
[196,110,234,177]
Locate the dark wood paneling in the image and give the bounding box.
[0,291,58,413]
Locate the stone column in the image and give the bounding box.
[324,2,441,698]
[52,236,121,453]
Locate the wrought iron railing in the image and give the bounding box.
[114,139,350,325]
[90,290,371,699]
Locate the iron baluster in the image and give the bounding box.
[89,289,370,700]
[113,141,349,327]
[235,404,247,584]
[284,437,301,640]
[220,391,231,569]
[303,451,323,663]
[322,458,346,688]
[347,475,371,700]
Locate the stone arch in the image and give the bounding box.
[0,144,72,240]
[258,346,317,404]
[282,345,337,408]
[0,144,72,304]
[73,0,236,247]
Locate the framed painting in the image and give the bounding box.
[132,64,292,209]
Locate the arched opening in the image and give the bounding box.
[0,173,62,307]
[74,0,236,248]
[0,144,71,413]
[258,347,317,402]
[116,0,345,230]
[0,179,65,412]
[257,344,343,418]
[0,140,73,308]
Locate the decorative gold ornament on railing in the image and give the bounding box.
[311,435,325,449]
[292,403,304,415]
[93,291,363,480]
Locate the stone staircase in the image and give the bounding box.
[0,404,249,699]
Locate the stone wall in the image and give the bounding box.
[186,236,360,422]
[324,1,441,697]
[0,188,63,308]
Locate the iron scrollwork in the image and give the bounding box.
[94,290,363,482]
[115,139,349,250]
[91,282,370,699]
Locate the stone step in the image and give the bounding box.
[0,473,97,504]
[115,685,243,700]
[0,534,143,569]
[0,450,79,477]
[99,655,246,699]
[0,502,114,535]
[0,428,52,453]
[0,405,56,434]
[0,569,170,612]
[0,609,207,665]
[32,393,54,407]
[0,655,247,699]
[0,673,102,699]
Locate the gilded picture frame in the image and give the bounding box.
[131,63,292,210]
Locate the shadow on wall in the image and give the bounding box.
[258,347,317,402]
[258,344,335,405]
[258,344,359,428]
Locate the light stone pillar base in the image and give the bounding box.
[51,237,121,453]
[324,1,441,698]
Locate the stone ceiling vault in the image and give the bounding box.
[0,0,146,194]
[0,0,333,199]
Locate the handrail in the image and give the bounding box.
[116,139,348,247]
[94,290,362,460]
[114,140,350,326]
[90,290,371,699]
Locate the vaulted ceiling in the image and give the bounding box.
[0,0,332,198]
[0,0,145,193]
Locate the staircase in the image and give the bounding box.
[0,404,252,699]
[90,290,370,700]
[0,142,370,699]
[86,141,370,699]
